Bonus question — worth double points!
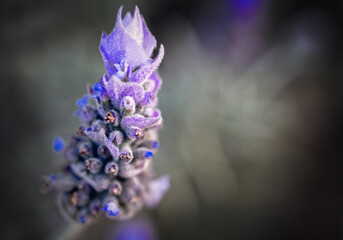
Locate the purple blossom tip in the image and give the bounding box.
[100,6,162,76]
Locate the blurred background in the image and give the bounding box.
[0,0,342,239]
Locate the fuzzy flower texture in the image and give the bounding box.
[42,6,169,224]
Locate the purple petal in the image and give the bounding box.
[131,44,164,83]
[105,161,119,176]
[122,11,132,26]
[121,114,162,129]
[102,75,119,100]
[109,131,124,146]
[152,109,161,118]
[104,139,120,161]
[126,127,144,141]
[84,128,105,144]
[85,158,103,174]
[119,145,134,164]
[100,130,120,160]
[100,6,149,75]
[140,91,156,106]
[115,82,145,106]
[144,175,170,208]
[149,71,162,94]
[119,163,146,178]
[103,110,120,126]
[124,6,144,45]
[120,96,136,114]
[142,17,157,57]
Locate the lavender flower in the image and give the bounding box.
[42,6,169,224]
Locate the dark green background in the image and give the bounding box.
[0,0,342,239]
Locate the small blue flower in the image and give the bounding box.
[53,137,65,152]
[102,205,108,211]
[145,151,153,159]
[153,141,159,149]
[76,95,88,108]
[79,215,86,224]
[102,203,120,217]
[49,174,56,180]
[94,83,102,94]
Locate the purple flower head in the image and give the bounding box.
[100,6,163,80]
[43,5,169,224]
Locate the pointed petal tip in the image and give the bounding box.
[116,6,124,26]
[134,5,140,14]
[101,31,107,39]
[158,44,165,56]
[118,5,123,13]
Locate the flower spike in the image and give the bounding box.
[44,5,169,224]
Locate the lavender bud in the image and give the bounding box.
[79,106,97,124]
[77,181,92,192]
[140,91,155,106]
[133,158,149,169]
[40,175,74,193]
[77,208,89,224]
[121,115,162,130]
[120,188,137,204]
[104,110,120,126]
[69,191,89,207]
[109,131,124,146]
[105,161,119,176]
[126,127,144,140]
[119,145,133,163]
[89,199,102,216]
[84,158,103,174]
[120,96,136,114]
[100,129,120,160]
[91,120,106,132]
[78,142,93,159]
[75,126,86,136]
[142,107,154,117]
[102,197,120,218]
[64,147,78,162]
[94,175,111,191]
[109,180,123,196]
[118,162,147,178]
[140,140,159,149]
[134,147,154,160]
[97,145,111,159]
[142,79,155,92]
[84,128,104,143]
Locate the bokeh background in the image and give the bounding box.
[0,0,342,239]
